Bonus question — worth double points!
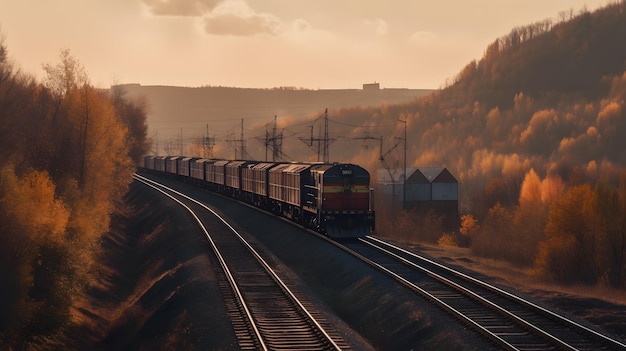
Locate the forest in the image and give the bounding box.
[335,2,626,289]
[0,42,149,347]
[178,2,626,290]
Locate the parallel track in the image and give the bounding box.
[134,174,346,350]
[339,236,626,350]
[134,172,625,350]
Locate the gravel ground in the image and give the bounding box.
[392,241,626,342]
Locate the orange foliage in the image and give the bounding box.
[533,185,597,284]
[519,169,542,208]
[459,214,479,238]
[471,203,513,260]
[0,47,148,346]
[1,167,69,242]
[0,166,70,337]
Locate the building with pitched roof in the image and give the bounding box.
[376,167,459,231]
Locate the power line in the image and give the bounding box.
[202,124,216,158]
[255,115,284,161]
[328,118,376,129]
[225,119,246,159]
[298,108,336,163]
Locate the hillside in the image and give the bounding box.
[122,2,626,288]
[231,2,626,287]
[0,48,149,348]
[117,83,432,155]
[142,3,626,185]
[302,2,626,203]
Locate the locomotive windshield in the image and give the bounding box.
[342,173,353,193]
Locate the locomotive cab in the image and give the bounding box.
[306,164,374,238]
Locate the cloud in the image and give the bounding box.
[363,18,388,36]
[291,18,312,32]
[283,18,335,47]
[408,30,437,44]
[143,0,283,36]
[203,1,282,36]
[141,0,220,16]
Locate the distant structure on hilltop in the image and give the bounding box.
[363,82,380,91]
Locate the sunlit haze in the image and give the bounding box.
[0,0,609,89]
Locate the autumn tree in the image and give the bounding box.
[618,175,626,288]
[586,178,626,287]
[0,38,38,168]
[471,203,513,260]
[0,167,70,345]
[39,50,136,282]
[511,169,550,266]
[111,85,150,164]
[0,45,148,348]
[532,177,626,286]
[533,184,596,284]
[459,214,479,247]
[42,49,91,186]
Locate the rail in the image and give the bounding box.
[133,174,343,350]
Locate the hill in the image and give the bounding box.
[188,2,626,287]
[308,2,626,206]
[136,3,626,185]
[121,3,626,288]
[116,83,432,155]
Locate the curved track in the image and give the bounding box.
[133,174,346,350]
[339,236,626,350]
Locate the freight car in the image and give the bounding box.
[142,155,375,238]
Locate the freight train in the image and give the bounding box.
[142,156,375,239]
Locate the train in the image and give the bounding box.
[142,156,376,239]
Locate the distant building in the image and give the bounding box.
[363,82,380,91]
[376,167,459,231]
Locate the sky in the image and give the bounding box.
[0,0,611,89]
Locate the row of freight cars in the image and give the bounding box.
[142,156,375,238]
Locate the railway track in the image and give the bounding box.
[339,236,626,350]
[133,174,347,350]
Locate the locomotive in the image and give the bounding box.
[142,156,375,239]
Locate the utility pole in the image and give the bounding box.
[299,108,335,162]
[323,108,330,163]
[267,116,283,161]
[240,119,245,160]
[203,124,215,158]
[226,119,247,159]
[256,116,285,161]
[398,119,407,207]
[355,135,402,209]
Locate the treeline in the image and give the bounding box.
[450,1,626,108]
[466,171,626,288]
[382,2,626,288]
[0,40,148,348]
